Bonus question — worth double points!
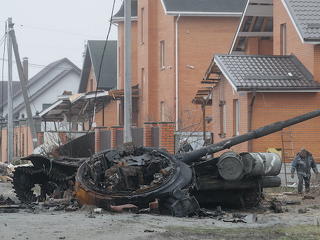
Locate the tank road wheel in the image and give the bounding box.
[12,166,47,203]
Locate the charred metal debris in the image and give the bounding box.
[75,146,198,217]
[11,109,320,217]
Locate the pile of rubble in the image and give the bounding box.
[0,163,13,182]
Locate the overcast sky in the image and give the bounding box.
[0,0,122,79]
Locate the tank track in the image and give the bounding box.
[12,165,75,203]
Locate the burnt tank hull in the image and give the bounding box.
[12,155,84,203]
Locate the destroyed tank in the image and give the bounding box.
[11,133,94,203]
[75,109,320,217]
[12,155,85,203]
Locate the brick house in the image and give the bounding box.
[113,0,247,134]
[199,0,320,162]
[78,40,118,128]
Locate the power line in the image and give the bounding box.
[0,58,75,71]
[88,0,117,131]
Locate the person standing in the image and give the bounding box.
[291,149,319,194]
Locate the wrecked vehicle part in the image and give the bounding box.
[76,110,320,215]
[192,153,281,208]
[75,147,198,217]
[12,155,84,203]
[179,109,320,165]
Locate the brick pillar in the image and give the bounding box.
[111,126,123,149]
[95,127,108,153]
[144,122,157,147]
[158,122,175,154]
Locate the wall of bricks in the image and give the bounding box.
[211,78,249,154]
[115,0,243,134]
[94,101,118,127]
[158,122,175,154]
[143,122,157,147]
[273,0,315,75]
[251,93,320,162]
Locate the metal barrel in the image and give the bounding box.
[180,109,320,164]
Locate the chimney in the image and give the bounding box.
[22,57,28,80]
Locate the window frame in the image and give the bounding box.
[280,23,287,55]
[160,40,165,70]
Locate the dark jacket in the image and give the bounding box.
[291,152,318,177]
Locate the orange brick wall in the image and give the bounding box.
[85,66,97,92]
[274,0,315,74]
[211,78,249,154]
[116,1,242,133]
[159,122,175,153]
[245,38,273,55]
[178,16,241,131]
[117,22,139,89]
[94,100,118,127]
[251,93,320,162]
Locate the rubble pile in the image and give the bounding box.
[82,147,174,194]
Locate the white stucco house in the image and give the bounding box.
[0,58,81,119]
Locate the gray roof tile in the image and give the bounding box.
[162,0,247,15]
[214,55,320,91]
[283,0,320,42]
[79,40,117,92]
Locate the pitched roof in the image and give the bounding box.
[161,0,247,16]
[282,0,320,43]
[0,58,81,114]
[113,0,138,21]
[214,55,320,91]
[78,40,117,93]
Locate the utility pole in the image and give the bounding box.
[8,19,38,149]
[124,0,133,143]
[7,18,13,164]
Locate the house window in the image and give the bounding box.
[141,8,144,44]
[160,40,165,70]
[219,100,226,138]
[141,68,145,97]
[118,46,121,80]
[280,23,287,55]
[160,101,165,121]
[233,99,240,136]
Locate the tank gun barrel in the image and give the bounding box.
[180,109,320,164]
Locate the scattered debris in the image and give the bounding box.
[285,200,301,205]
[303,195,315,200]
[298,208,309,214]
[270,198,283,213]
[197,206,225,219]
[93,208,102,214]
[110,204,138,213]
